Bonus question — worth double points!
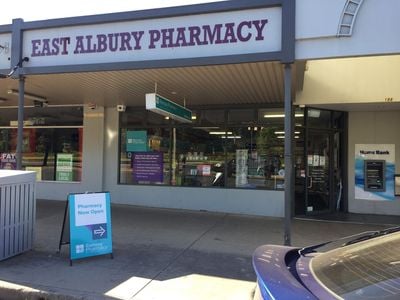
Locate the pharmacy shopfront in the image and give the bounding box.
[0,0,399,217]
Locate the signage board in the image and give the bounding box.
[0,33,11,70]
[22,7,282,68]
[132,152,164,182]
[68,192,112,261]
[355,144,395,201]
[126,130,147,152]
[146,93,192,123]
[56,153,74,181]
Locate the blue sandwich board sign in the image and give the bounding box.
[67,192,112,264]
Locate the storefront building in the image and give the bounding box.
[0,0,399,217]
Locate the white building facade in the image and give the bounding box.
[0,0,399,217]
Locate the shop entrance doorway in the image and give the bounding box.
[305,130,332,213]
[295,109,346,216]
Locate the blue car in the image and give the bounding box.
[253,227,400,299]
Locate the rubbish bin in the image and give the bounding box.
[0,170,36,261]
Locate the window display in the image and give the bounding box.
[119,107,304,190]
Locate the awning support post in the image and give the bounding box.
[283,63,293,246]
[16,76,25,170]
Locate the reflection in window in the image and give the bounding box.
[173,127,225,187]
[0,106,83,182]
[225,127,284,189]
[118,107,304,190]
[0,127,83,181]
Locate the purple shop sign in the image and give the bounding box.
[132,152,163,183]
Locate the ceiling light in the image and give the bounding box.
[274,131,300,134]
[209,131,233,135]
[264,113,304,118]
[277,136,300,139]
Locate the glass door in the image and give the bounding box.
[305,130,331,213]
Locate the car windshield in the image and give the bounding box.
[310,232,400,299]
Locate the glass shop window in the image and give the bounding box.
[118,108,289,191]
[120,127,171,185]
[225,126,285,189]
[172,127,225,187]
[0,106,83,182]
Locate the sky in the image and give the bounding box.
[0,0,224,24]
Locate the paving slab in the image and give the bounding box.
[0,200,395,300]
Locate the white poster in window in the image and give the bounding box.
[319,156,326,167]
[235,149,248,187]
[313,155,320,166]
[307,155,313,166]
[202,165,211,176]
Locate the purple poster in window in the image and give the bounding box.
[132,152,163,182]
[0,153,17,170]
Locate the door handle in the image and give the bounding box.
[308,176,313,188]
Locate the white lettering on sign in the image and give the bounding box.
[74,193,107,226]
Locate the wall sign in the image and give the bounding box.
[22,7,282,67]
[67,192,113,264]
[355,144,395,201]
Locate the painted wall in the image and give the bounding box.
[348,111,400,215]
[296,0,400,59]
[295,55,400,106]
[102,107,285,217]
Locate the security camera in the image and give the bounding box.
[117,105,126,112]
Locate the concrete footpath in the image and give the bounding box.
[0,200,397,300]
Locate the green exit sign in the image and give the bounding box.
[145,93,192,123]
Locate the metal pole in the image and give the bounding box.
[283,63,293,246]
[16,76,25,170]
